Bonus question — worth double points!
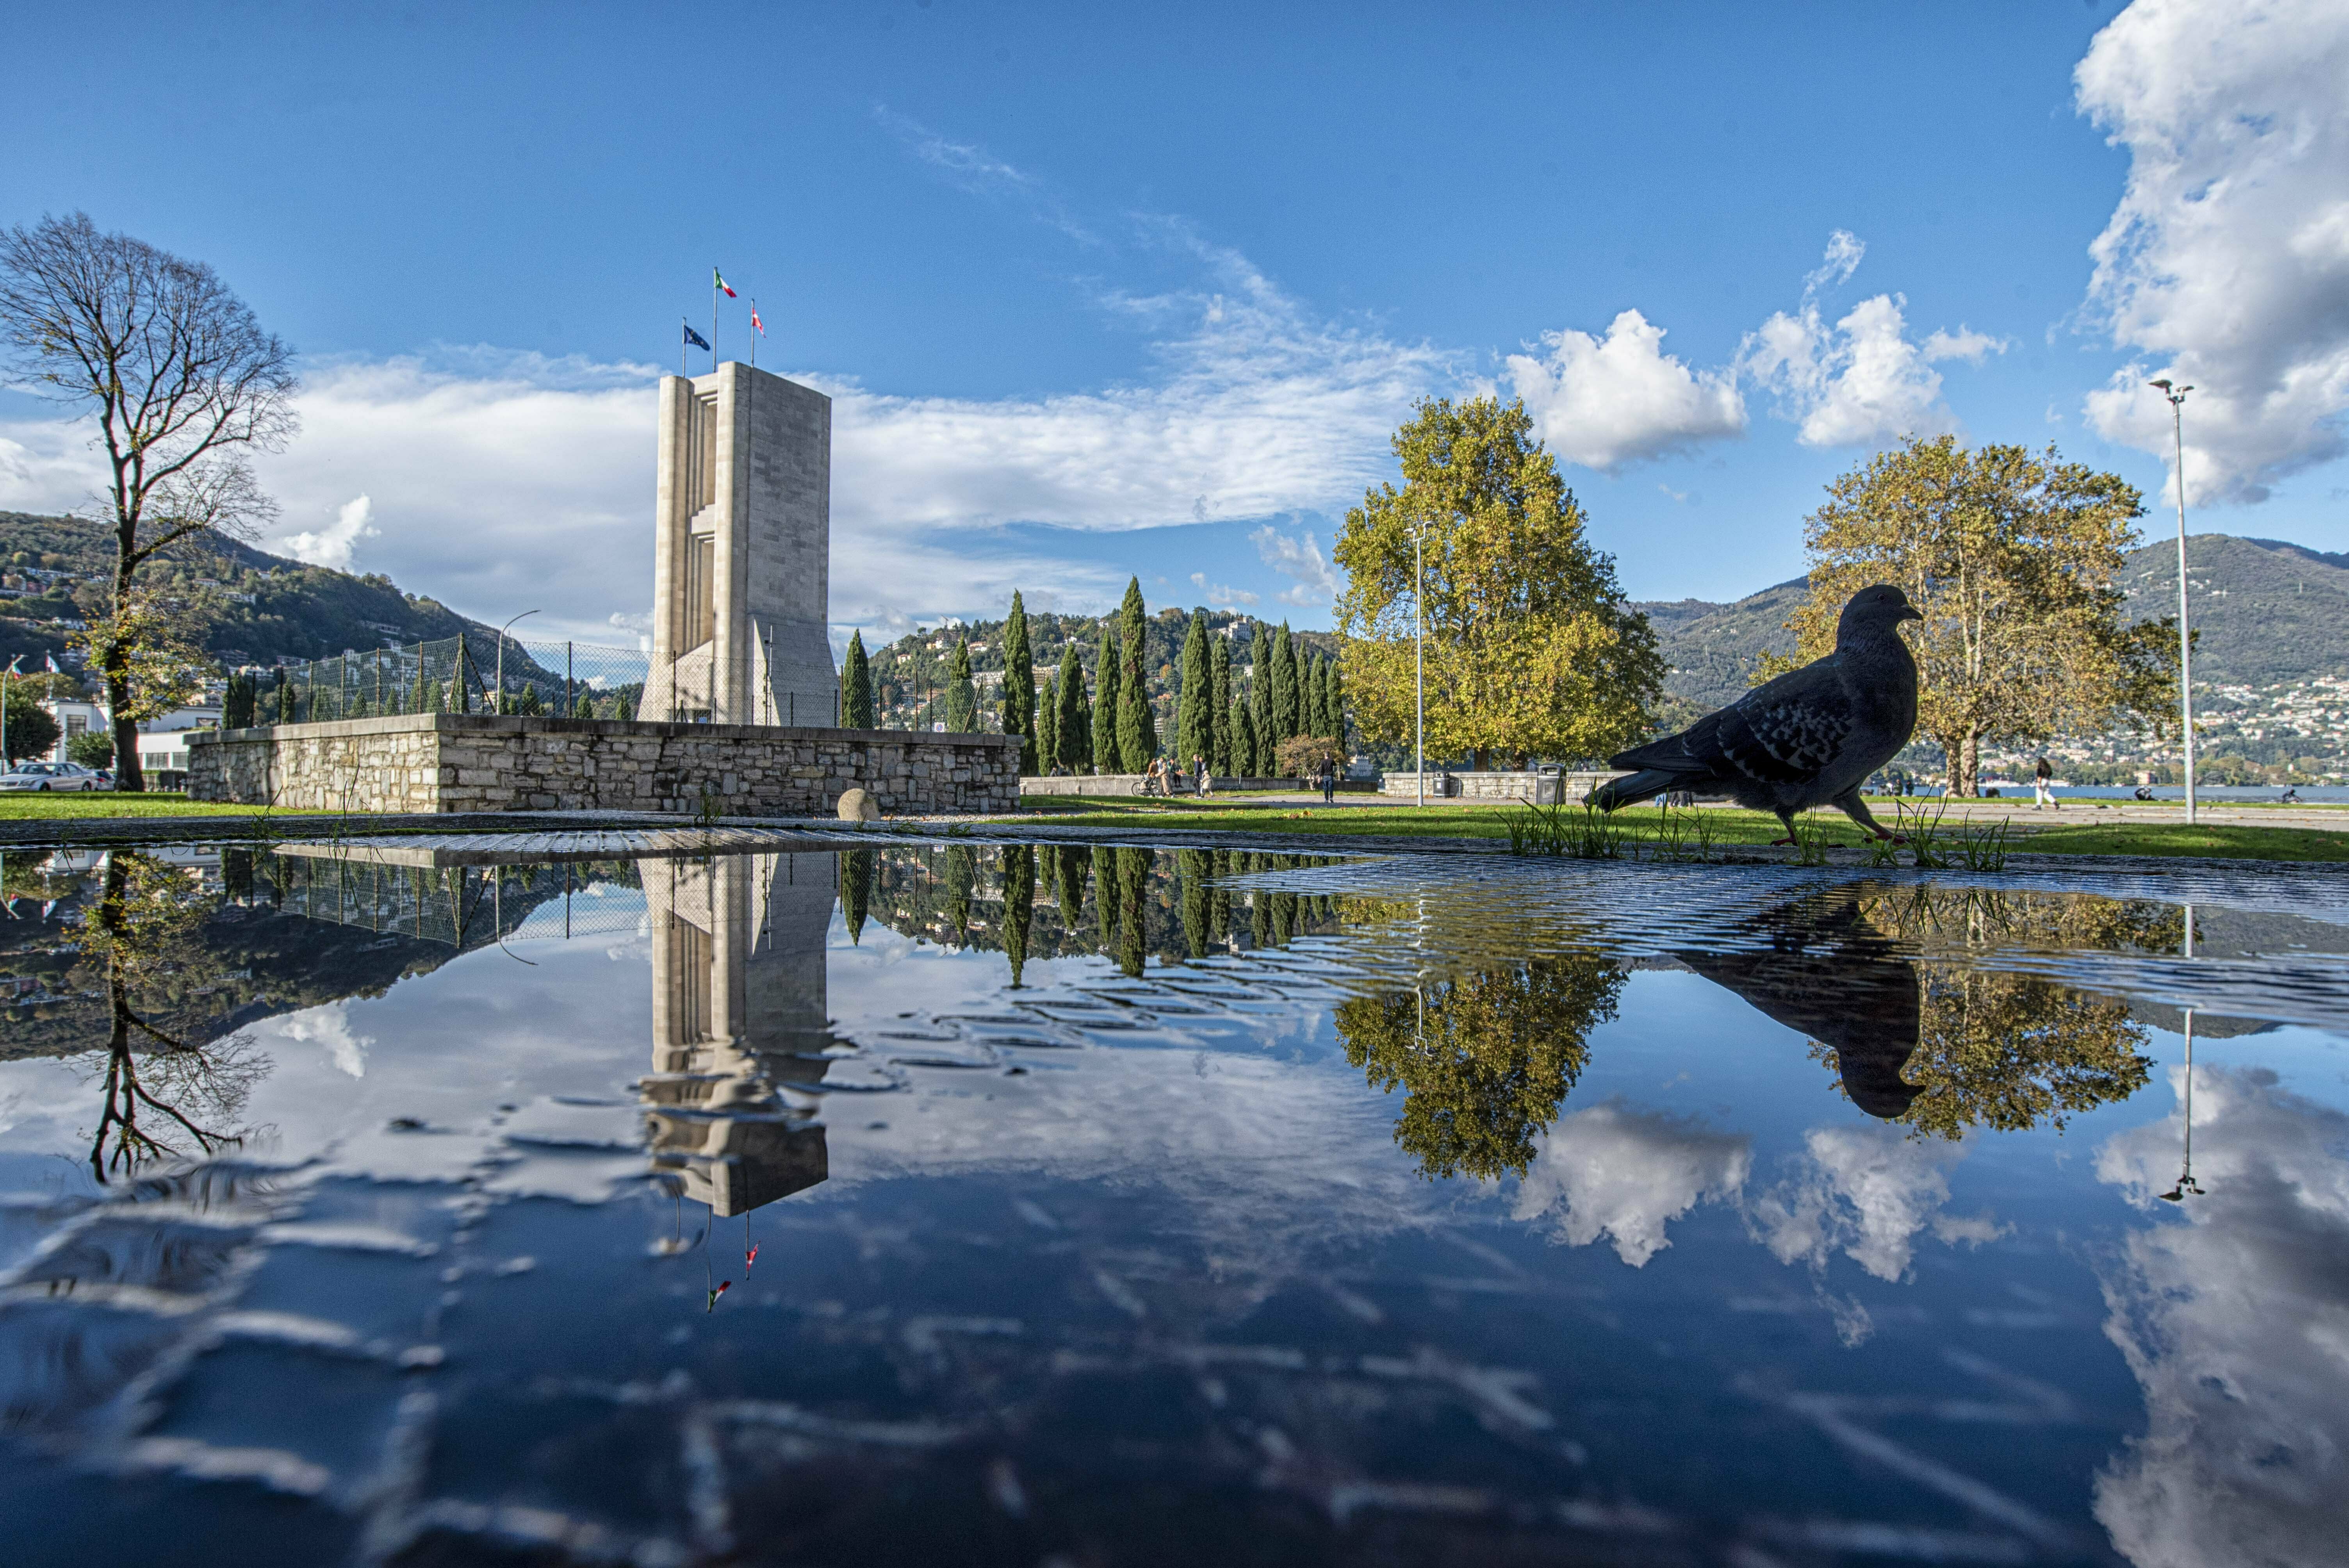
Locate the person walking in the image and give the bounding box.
[2033,755,2058,810]
[1194,752,1210,799]
[1319,757,1337,805]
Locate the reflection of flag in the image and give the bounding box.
[713,268,736,298]
[683,320,711,351]
[43,656,58,673]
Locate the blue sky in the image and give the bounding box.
[3,0,2345,647]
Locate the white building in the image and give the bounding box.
[37,695,221,784]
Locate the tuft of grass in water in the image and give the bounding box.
[1862,832,1902,869]
[1897,801,1952,870]
[1505,802,1626,859]
[1788,818,1832,866]
[1952,815,2016,872]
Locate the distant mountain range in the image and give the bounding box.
[1637,533,2349,709]
[0,510,522,672]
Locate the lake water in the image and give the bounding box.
[3,838,2346,1566]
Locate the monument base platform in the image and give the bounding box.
[188,713,1019,817]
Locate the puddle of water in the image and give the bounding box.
[1,840,2344,1565]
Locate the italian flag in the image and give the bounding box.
[713,268,736,298]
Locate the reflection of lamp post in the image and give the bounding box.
[2162,902,2206,1202]
[2149,380,2197,825]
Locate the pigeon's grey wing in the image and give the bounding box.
[1609,708,1730,773]
[1713,658,1857,784]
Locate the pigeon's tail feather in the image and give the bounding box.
[1586,769,1680,813]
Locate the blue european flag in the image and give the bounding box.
[682,321,711,351]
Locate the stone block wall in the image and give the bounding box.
[1378,770,1626,801]
[188,713,1020,816]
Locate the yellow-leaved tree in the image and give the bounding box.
[1768,436,2175,796]
[1335,398,1662,769]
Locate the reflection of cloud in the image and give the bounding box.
[1512,1100,1749,1267]
[278,1003,372,1079]
[2092,1065,2349,1567]
[1749,1125,2001,1284]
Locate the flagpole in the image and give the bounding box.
[711,269,719,372]
[680,319,686,378]
[749,299,756,369]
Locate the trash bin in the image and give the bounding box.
[1532,766,1566,806]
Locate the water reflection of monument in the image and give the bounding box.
[642,853,836,1215]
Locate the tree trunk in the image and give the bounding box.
[107,659,143,793]
[1961,730,1981,798]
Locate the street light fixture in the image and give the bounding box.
[496,611,540,715]
[2150,379,2196,824]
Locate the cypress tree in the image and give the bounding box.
[1209,633,1233,775]
[1270,622,1298,740]
[1059,649,1089,770]
[1324,657,1346,743]
[1092,621,1123,771]
[1037,659,1061,772]
[1117,628,1151,771]
[1002,592,1036,771]
[842,630,875,729]
[1249,677,1273,776]
[944,636,977,731]
[1176,610,1209,767]
[1232,698,1258,779]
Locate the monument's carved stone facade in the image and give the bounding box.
[639,363,837,726]
[188,713,1019,816]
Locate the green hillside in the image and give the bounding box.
[1638,533,2349,709]
[868,604,1340,729]
[0,510,510,675]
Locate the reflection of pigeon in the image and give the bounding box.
[1677,891,1921,1119]
[1591,584,1923,842]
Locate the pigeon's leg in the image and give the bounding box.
[1771,809,1800,846]
[1833,788,1901,842]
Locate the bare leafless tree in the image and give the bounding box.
[0,213,296,790]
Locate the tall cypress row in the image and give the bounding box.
[1117,578,1157,764]
[1176,610,1209,766]
[1001,592,1036,770]
[1037,659,1061,772]
[842,630,875,729]
[944,636,978,732]
[1062,648,1090,770]
[1232,698,1258,779]
[1325,656,1346,745]
[1249,675,1273,776]
[1209,632,1233,775]
[1270,621,1298,740]
[1092,621,1123,772]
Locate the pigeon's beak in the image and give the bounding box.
[1898,605,1923,623]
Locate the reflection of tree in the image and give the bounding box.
[944,846,975,945]
[1179,849,1211,959]
[1837,886,2163,1139]
[1114,847,1152,978]
[80,854,265,1181]
[1335,955,1625,1180]
[840,849,873,945]
[1001,845,1034,986]
[1050,844,1088,931]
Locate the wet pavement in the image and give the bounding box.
[1,839,2344,1566]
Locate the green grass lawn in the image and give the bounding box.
[0,793,269,820]
[1011,794,2349,862]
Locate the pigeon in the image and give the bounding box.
[1589,583,1923,843]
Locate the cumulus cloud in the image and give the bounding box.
[274,494,378,572]
[1249,524,1342,608]
[1512,1100,1750,1267]
[2091,1065,2349,1567]
[1503,309,1747,472]
[1189,570,1259,609]
[2076,0,2349,504]
[1749,1124,2003,1286]
[1742,230,2006,449]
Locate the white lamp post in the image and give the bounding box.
[1414,521,1426,809]
[2150,379,2196,824]
[495,611,540,715]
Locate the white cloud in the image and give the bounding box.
[1503,308,1747,472]
[1742,233,2005,449]
[1748,1125,2001,1285]
[274,494,378,572]
[2076,0,2349,505]
[1512,1101,1750,1267]
[1249,524,1342,608]
[1189,570,1259,609]
[2092,1065,2349,1567]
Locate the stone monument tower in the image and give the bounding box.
[640,362,837,726]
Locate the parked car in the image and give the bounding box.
[0,761,113,792]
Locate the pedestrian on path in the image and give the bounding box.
[1194,753,1210,799]
[2033,756,2058,810]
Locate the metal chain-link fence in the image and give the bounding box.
[238,634,651,726]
